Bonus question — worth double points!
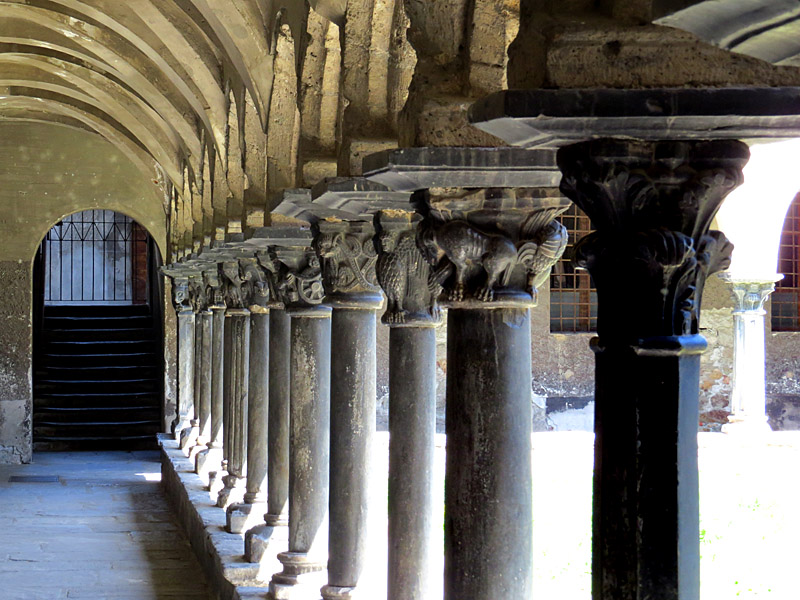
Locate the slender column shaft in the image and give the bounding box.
[218,308,250,508]
[445,308,533,600]
[593,338,703,599]
[210,306,226,451]
[267,308,291,524]
[321,304,378,599]
[244,308,270,504]
[388,326,436,600]
[271,306,331,596]
[175,309,195,439]
[724,280,775,434]
[197,310,213,446]
[192,313,203,428]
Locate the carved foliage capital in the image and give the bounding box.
[220,260,246,309]
[558,139,746,342]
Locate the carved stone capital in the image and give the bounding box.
[188,272,207,312]
[238,257,281,312]
[557,138,749,343]
[374,210,441,327]
[271,246,325,310]
[725,279,777,315]
[416,188,570,309]
[171,275,193,313]
[313,219,382,307]
[220,260,247,309]
[203,266,226,309]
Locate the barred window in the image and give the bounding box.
[772,193,800,332]
[550,205,598,333]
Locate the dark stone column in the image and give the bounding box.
[267,307,291,525]
[175,280,196,448]
[556,138,748,600]
[202,294,227,487]
[374,210,441,600]
[196,268,225,479]
[229,259,277,533]
[270,248,331,597]
[217,260,251,509]
[195,309,212,447]
[314,220,382,600]
[245,304,291,563]
[417,188,569,600]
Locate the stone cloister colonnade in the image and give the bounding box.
[161,80,800,598]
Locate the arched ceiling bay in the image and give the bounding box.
[0,0,305,203]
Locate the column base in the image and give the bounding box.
[188,442,207,464]
[216,475,246,508]
[226,501,267,534]
[245,522,289,564]
[722,416,773,437]
[265,512,289,527]
[321,584,363,600]
[207,469,227,498]
[195,446,223,481]
[270,552,327,600]
[179,425,199,454]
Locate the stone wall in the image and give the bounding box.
[0,261,32,463]
[0,122,171,463]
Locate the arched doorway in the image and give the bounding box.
[32,209,164,450]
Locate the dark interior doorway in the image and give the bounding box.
[32,210,164,451]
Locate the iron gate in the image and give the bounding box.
[39,210,150,304]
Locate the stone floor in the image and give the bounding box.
[0,450,216,600]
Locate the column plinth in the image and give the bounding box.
[722,278,777,436]
[374,209,440,600]
[415,188,568,600]
[314,219,381,600]
[556,138,748,600]
[269,245,331,598]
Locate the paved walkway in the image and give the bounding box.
[0,451,215,600]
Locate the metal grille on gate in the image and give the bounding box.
[773,193,800,332]
[39,210,149,305]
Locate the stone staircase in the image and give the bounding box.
[33,305,162,451]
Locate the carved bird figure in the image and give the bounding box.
[377,229,427,323]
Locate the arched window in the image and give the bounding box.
[39,210,150,304]
[772,193,800,331]
[549,205,598,332]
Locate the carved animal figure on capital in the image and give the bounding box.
[417,219,517,302]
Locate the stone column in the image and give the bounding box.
[197,267,225,479]
[556,138,748,600]
[374,210,441,600]
[246,254,293,563]
[190,274,204,451]
[217,260,251,509]
[173,276,196,446]
[722,278,777,435]
[270,247,331,598]
[313,219,382,600]
[415,188,568,600]
[228,259,276,533]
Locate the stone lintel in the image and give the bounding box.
[469,87,800,147]
[363,147,560,191]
